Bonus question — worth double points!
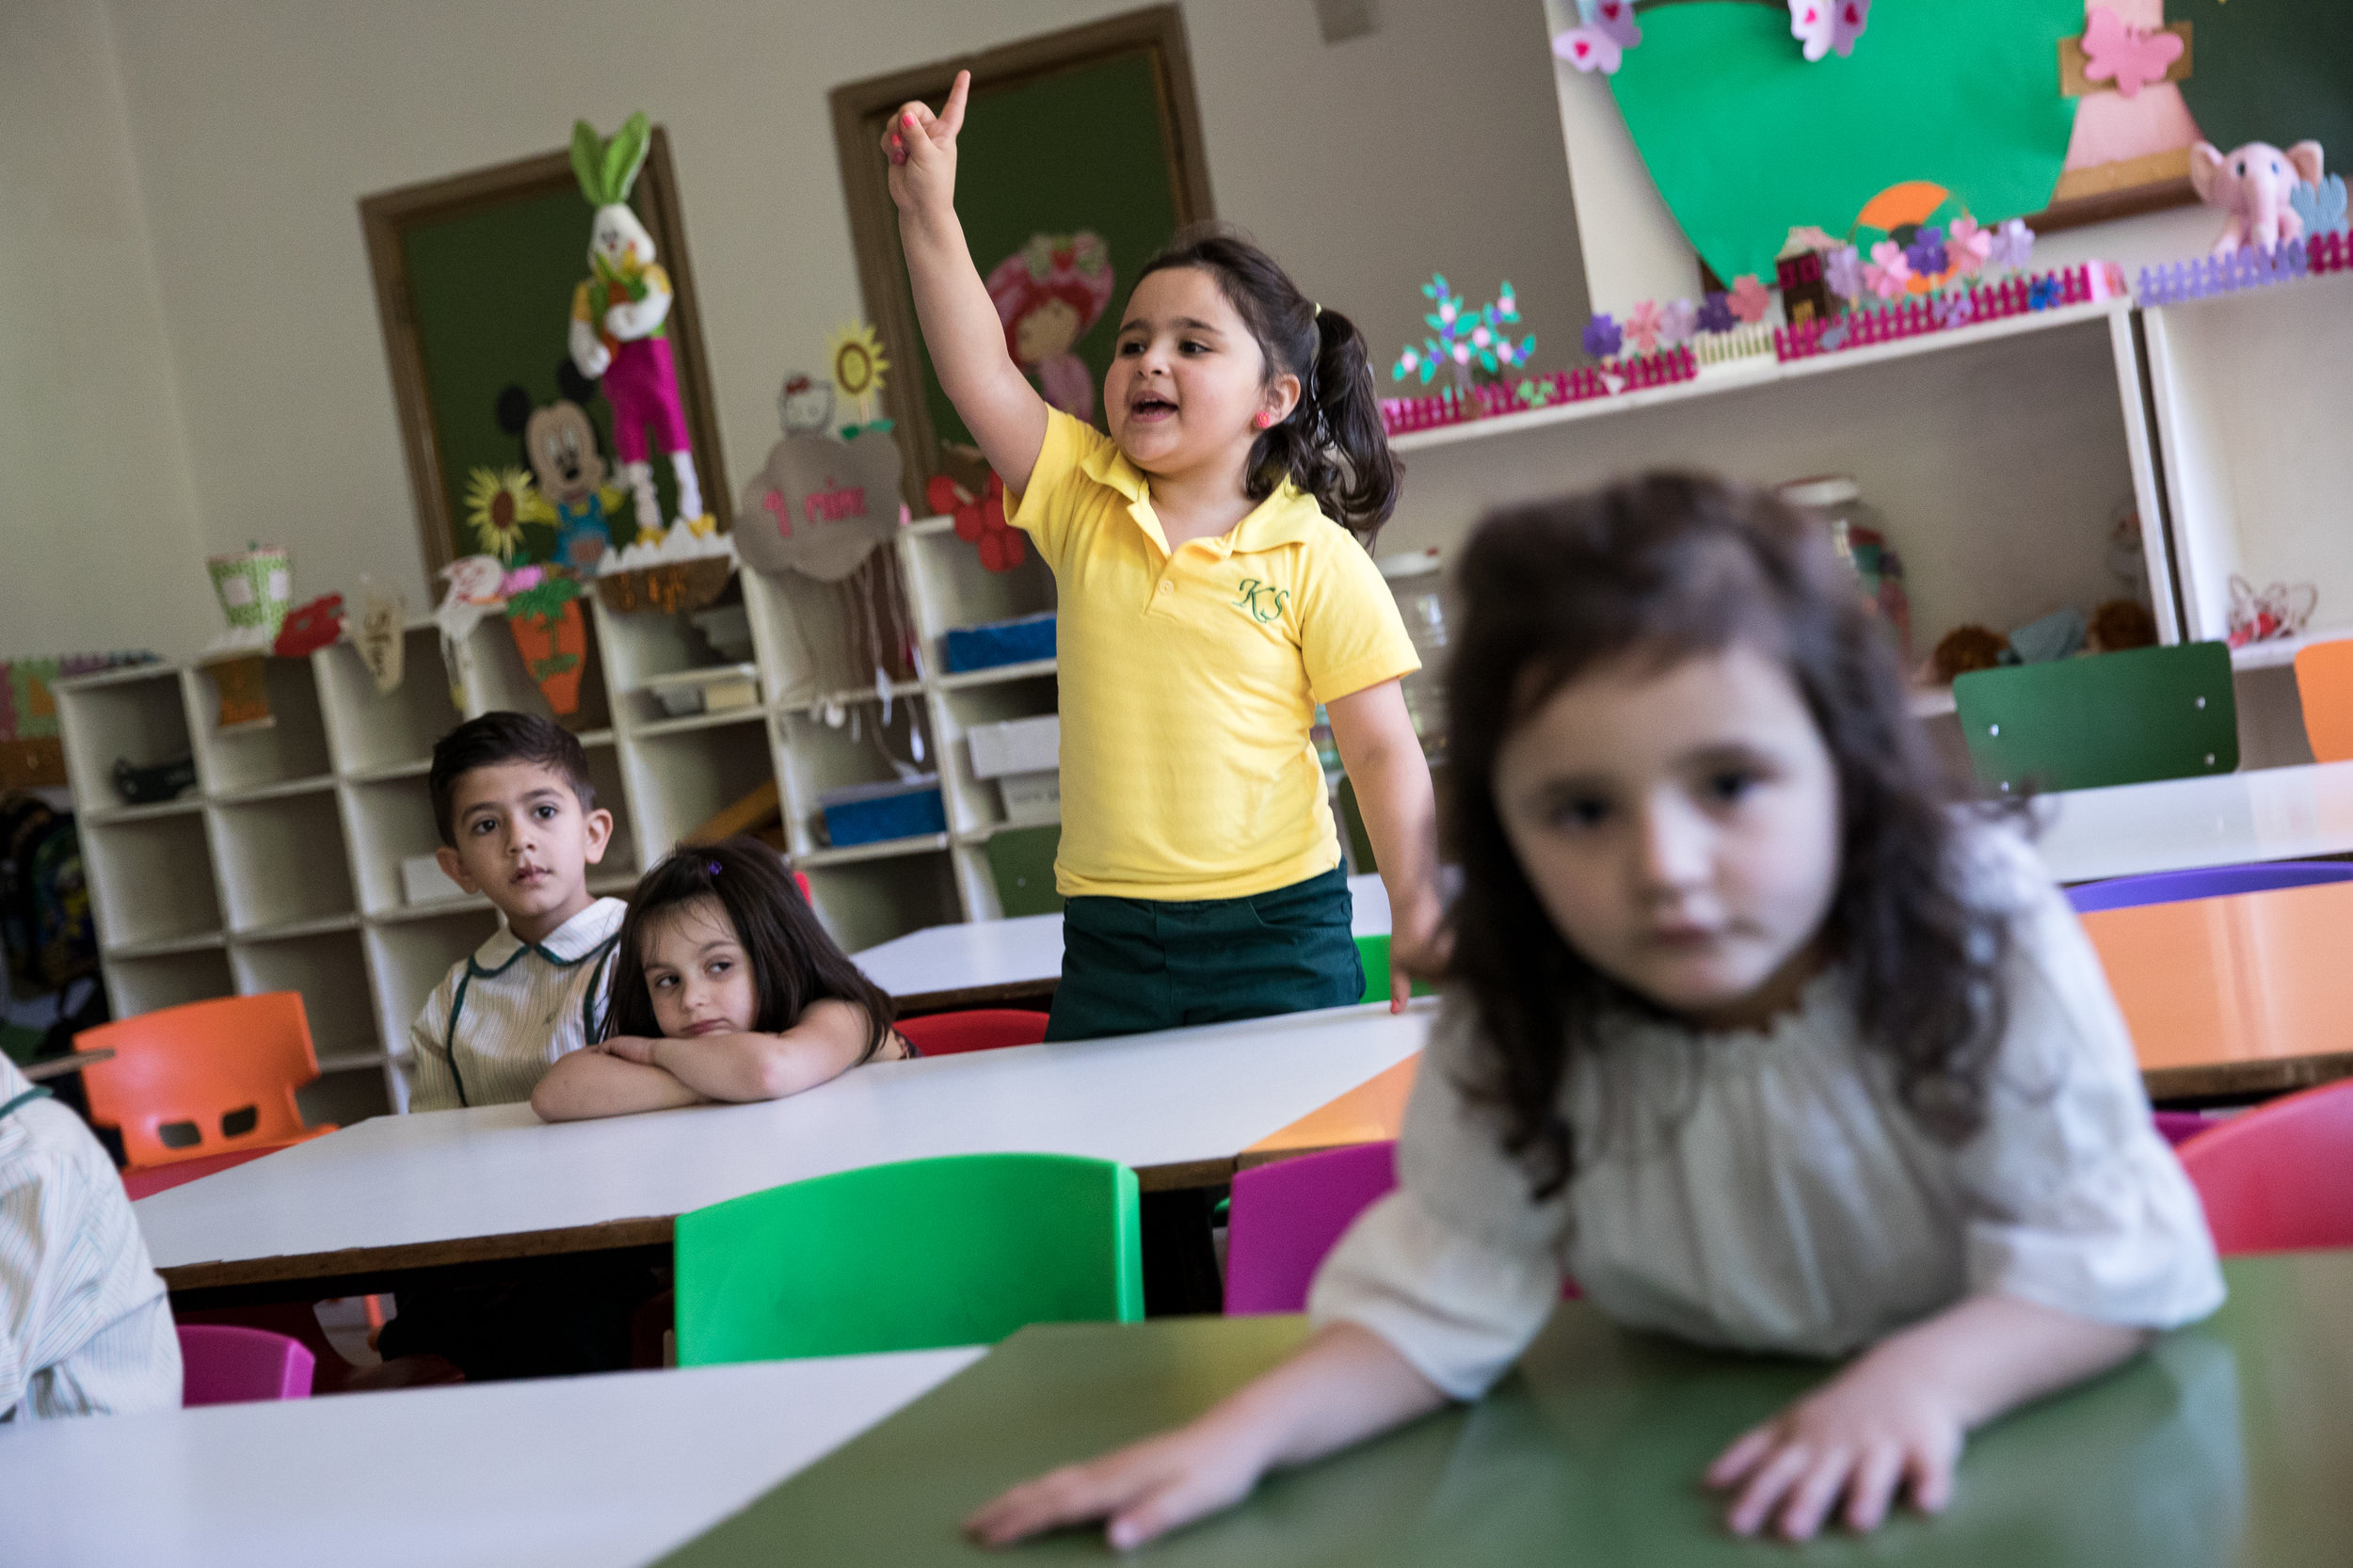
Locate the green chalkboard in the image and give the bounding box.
[400,187,653,564]
[920,52,1183,448]
[2171,0,2353,166]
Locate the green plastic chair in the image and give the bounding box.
[1355,934,1437,1005]
[1952,642,2237,794]
[984,824,1064,917]
[674,1152,1142,1365]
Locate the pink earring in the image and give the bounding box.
[1254,410,1279,430]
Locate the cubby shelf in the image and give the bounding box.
[57,511,1064,1118]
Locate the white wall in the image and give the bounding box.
[0,0,212,659]
[68,0,1582,647]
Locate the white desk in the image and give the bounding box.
[140,1000,1432,1296]
[2032,760,2353,884]
[855,872,1392,1005]
[0,1346,980,1568]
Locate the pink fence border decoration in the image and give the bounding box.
[1379,347,1696,438]
[1774,266,2094,362]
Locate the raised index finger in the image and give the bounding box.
[939,69,971,136]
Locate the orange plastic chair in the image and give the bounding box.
[76,993,335,1172]
[894,1009,1051,1057]
[2293,640,2353,762]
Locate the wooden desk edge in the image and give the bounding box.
[158,1215,676,1294]
[890,979,1058,1017]
[2144,1051,2353,1104]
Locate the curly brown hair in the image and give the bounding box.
[1445,473,2009,1198]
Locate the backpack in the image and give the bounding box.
[0,793,99,995]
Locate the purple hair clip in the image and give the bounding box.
[707,860,723,876]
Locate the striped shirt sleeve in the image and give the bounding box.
[405,974,461,1113]
[0,1078,181,1419]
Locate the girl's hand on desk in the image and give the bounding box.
[964,1417,1266,1552]
[1705,1350,1962,1540]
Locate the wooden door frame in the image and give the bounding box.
[359,126,729,577]
[829,6,1215,504]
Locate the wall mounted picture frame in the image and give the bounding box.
[360,127,729,575]
[831,6,1215,503]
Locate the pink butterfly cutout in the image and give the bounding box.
[1552,0,1641,75]
[1789,0,1870,62]
[2081,6,2182,100]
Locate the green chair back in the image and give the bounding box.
[674,1152,1142,1365]
[1952,642,2237,794]
[1354,934,1437,1005]
[984,824,1064,917]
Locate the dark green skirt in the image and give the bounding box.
[1045,866,1361,1042]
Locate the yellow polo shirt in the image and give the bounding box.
[1008,411,1417,901]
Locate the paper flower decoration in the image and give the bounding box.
[2292,176,2350,238]
[1397,276,1534,385]
[1825,245,1865,301]
[827,322,890,423]
[1696,292,1736,333]
[1625,299,1664,354]
[1932,292,1976,329]
[1989,218,2036,272]
[1728,275,1771,324]
[1863,241,1913,300]
[1789,0,1869,62]
[1945,216,1993,276]
[464,467,547,563]
[1582,312,1624,360]
[1552,0,1641,74]
[1904,227,1948,279]
[1657,298,1698,347]
[2027,276,2061,310]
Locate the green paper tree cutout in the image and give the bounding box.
[1392,276,1534,390]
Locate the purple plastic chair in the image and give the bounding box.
[1225,1143,1400,1316]
[2065,860,2353,915]
[178,1323,315,1406]
[2153,1111,2211,1147]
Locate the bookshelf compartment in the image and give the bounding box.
[84,814,219,951]
[315,627,459,774]
[211,791,354,934]
[193,657,333,793]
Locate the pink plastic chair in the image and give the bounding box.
[177,1323,315,1405]
[2176,1078,2353,1254]
[2152,1111,2210,1147]
[123,1147,279,1200]
[1225,1143,1402,1316]
[894,1009,1051,1057]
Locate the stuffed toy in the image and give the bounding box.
[495,363,626,569]
[2085,599,2157,655]
[2191,139,2327,254]
[567,112,708,541]
[1929,625,2009,684]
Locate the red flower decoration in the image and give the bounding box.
[273,593,344,658]
[928,471,1023,572]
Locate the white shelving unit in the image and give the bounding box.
[56,517,1058,1118]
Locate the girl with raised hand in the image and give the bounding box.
[886,72,1442,1038]
[967,474,2222,1547]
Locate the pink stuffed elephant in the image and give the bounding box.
[2191,139,2326,254]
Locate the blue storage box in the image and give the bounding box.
[819,776,946,847]
[945,611,1055,674]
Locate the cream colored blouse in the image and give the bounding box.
[1309,830,2225,1399]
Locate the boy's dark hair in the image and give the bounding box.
[602,837,895,1060]
[1135,224,1401,543]
[429,712,598,847]
[1444,473,2009,1199]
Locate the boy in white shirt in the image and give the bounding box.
[0,1054,181,1419]
[379,712,644,1378]
[404,712,625,1112]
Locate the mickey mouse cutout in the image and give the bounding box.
[568,112,709,541]
[496,362,627,570]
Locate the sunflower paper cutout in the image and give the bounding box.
[827,321,890,425]
[465,466,551,563]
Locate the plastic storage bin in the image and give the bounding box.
[946,613,1056,674]
[819,776,947,847]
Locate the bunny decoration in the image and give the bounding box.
[567,113,711,543]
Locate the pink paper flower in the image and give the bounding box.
[1625,299,1664,354]
[1657,297,1698,347]
[1728,274,1771,323]
[1862,240,1913,300]
[1946,215,1993,276]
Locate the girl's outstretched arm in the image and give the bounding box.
[606,999,889,1104]
[884,70,1050,491]
[1326,680,1446,1010]
[1705,1292,2149,1541]
[966,1322,1448,1551]
[531,1047,706,1122]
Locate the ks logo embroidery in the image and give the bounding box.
[1233,576,1290,625]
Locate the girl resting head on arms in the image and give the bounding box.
[967,473,2222,1547]
[530,838,906,1122]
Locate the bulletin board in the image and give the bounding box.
[360,130,730,574]
[831,6,1215,502]
[2173,0,2353,168]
